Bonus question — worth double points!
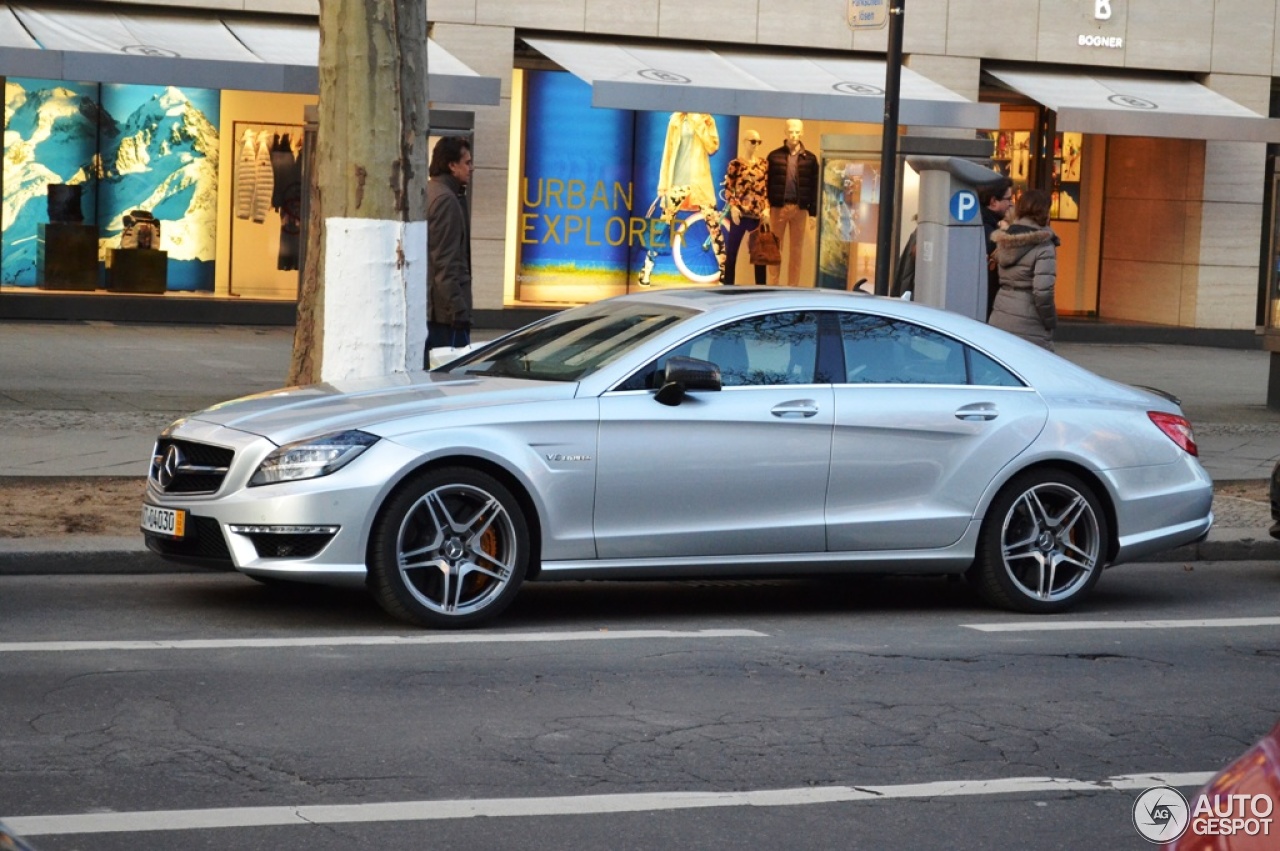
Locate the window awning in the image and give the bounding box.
[0,2,500,105]
[524,36,997,130]
[987,67,1280,143]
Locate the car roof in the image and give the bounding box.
[609,286,869,308]
[604,286,975,330]
[586,286,1118,399]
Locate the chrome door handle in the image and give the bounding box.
[771,400,819,418]
[955,403,998,422]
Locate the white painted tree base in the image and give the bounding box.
[321,217,428,383]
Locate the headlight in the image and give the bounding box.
[249,430,379,486]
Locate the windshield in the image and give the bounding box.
[444,302,696,382]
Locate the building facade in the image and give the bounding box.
[6,0,1280,343]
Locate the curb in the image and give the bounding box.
[0,530,1277,577]
[1135,529,1280,563]
[0,537,203,576]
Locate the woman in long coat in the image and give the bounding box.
[989,189,1059,350]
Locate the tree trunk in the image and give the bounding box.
[289,0,429,386]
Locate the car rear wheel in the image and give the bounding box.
[970,470,1107,613]
[368,467,529,628]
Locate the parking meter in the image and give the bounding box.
[905,155,1006,320]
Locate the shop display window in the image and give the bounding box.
[227,121,304,298]
[3,78,100,287]
[982,105,1096,318]
[982,122,1082,222]
[2,78,220,291]
[817,158,880,290]
[510,69,885,305]
[514,70,737,302]
[3,77,311,302]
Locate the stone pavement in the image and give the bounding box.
[0,321,1277,572]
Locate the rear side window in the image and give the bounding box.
[835,313,1022,387]
[967,347,1023,387]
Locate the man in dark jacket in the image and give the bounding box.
[426,136,474,364]
[980,177,1014,319]
[765,119,819,286]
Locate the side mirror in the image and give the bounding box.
[654,356,722,406]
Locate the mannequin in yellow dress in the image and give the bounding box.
[641,112,726,285]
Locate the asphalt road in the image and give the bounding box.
[2,559,1278,850]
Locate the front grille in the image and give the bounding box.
[145,515,233,566]
[245,532,336,560]
[150,439,234,495]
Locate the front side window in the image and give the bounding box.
[619,311,820,390]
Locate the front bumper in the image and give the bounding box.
[144,420,425,586]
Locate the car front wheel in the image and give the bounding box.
[368,467,529,628]
[970,470,1107,613]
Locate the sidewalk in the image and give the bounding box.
[0,322,1278,572]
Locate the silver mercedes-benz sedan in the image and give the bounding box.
[142,288,1213,628]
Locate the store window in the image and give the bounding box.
[817,156,881,290]
[3,78,314,301]
[514,69,738,303]
[508,69,884,307]
[227,123,304,297]
[3,78,221,293]
[983,123,1083,221]
[980,105,1097,317]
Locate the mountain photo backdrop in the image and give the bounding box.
[3,79,220,290]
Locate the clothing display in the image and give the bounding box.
[271,134,303,271]
[251,131,274,223]
[721,155,768,285]
[234,129,257,220]
[765,132,819,285]
[657,112,719,211]
[765,140,818,216]
[767,203,809,286]
[232,123,305,274]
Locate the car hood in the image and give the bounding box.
[177,372,578,443]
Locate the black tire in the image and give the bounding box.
[368,467,529,628]
[970,469,1108,613]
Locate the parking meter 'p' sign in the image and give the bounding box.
[950,190,979,223]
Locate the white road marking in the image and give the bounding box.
[964,616,1280,632]
[0,629,767,653]
[5,772,1215,837]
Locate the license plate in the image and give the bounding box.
[141,504,186,538]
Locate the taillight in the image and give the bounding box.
[1148,411,1198,456]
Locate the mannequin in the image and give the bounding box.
[720,128,769,284]
[642,112,724,284]
[765,118,819,286]
[657,112,719,211]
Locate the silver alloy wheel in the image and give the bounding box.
[395,482,518,617]
[998,481,1102,603]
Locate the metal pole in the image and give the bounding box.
[874,0,905,296]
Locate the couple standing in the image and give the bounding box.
[984,181,1059,351]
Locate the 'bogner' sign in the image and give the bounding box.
[1081,0,1122,49]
